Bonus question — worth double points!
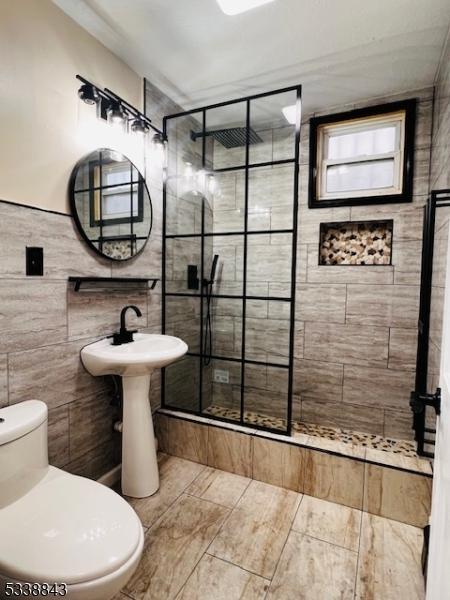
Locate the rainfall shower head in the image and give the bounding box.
[190,127,263,148]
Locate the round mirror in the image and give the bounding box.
[70,148,152,261]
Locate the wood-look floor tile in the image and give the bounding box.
[176,554,269,600]
[124,494,229,600]
[207,427,253,477]
[292,495,361,551]
[186,466,250,508]
[252,436,305,491]
[267,531,357,600]
[126,454,205,527]
[209,480,301,578]
[355,513,425,600]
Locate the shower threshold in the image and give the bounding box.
[203,405,418,457]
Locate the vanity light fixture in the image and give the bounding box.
[152,132,167,147]
[78,83,100,105]
[75,75,165,141]
[131,117,150,134]
[107,99,127,126]
[216,0,276,15]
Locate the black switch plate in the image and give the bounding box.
[26,247,44,276]
[187,265,199,290]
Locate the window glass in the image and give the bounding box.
[326,159,395,193]
[326,124,397,160]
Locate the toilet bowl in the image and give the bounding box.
[0,401,144,600]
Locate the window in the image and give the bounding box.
[308,100,416,208]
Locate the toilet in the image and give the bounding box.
[0,401,144,600]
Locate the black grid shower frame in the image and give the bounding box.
[162,84,302,436]
[414,188,450,456]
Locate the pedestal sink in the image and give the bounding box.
[81,334,187,498]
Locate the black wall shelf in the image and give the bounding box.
[68,276,159,292]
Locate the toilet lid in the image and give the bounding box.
[0,468,142,585]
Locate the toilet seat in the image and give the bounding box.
[0,467,143,585]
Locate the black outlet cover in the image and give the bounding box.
[26,247,44,276]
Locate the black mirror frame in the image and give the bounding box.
[69,148,153,262]
[308,99,417,209]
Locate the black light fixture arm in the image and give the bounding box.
[76,74,166,138]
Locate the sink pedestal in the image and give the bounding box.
[121,374,159,498]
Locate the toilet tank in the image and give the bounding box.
[0,401,49,507]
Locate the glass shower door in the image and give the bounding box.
[162,86,301,434]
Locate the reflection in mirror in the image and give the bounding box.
[70,149,152,261]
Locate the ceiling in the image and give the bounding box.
[54,0,450,115]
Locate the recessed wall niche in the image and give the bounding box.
[319,220,393,265]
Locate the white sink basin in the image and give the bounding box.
[81,333,188,377]
[81,333,187,499]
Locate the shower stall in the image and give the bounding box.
[162,85,301,434]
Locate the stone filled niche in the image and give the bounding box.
[319,220,393,265]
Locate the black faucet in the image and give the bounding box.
[112,305,142,345]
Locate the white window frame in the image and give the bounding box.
[316,110,406,201]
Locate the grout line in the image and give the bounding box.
[298,531,359,554]
[353,468,366,599]
[262,493,303,593]
[204,551,272,581]
[138,461,208,531]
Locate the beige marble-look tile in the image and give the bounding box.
[355,513,425,600]
[267,531,357,600]
[209,480,301,579]
[304,434,366,459]
[207,427,253,477]
[363,463,432,527]
[65,438,118,480]
[343,365,415,410]
[304,322,389,367]
[186,466,250,508]
[69,389,117,461]
[0,202,112,279]
[0,354,7,407]
[176,554,269,600]
[297,204,351,244]
[301,397,385,436]
[365,448,432,475]
[296,283,347,323]
[124,494,229,600]
[303,448,365,509]
[8,339,109,409]
[388,327,418,371]
[67,289,148,340]
[252,437,305,492]
[383,408,415,441]
[0,280,67,352]
[48,404,70,467]
[167,418,209,464]
[393,240,423,285]
[293,358,344,402]
[346,284,420,328]
[292,495,361,551]
[154,412,170,453]
[127,454,206,527]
